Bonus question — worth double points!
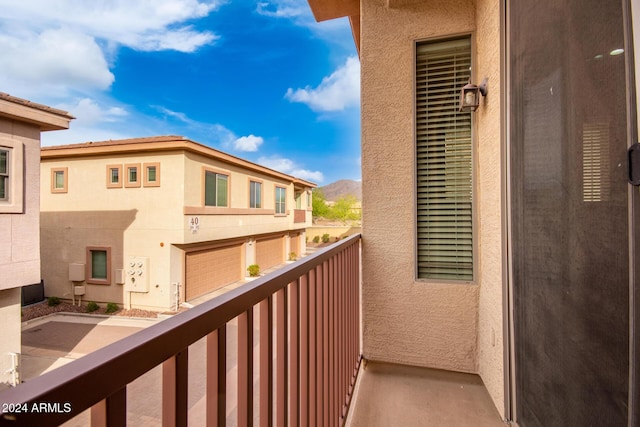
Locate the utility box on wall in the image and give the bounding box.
[126,256,150,293]
[68,263,85,282]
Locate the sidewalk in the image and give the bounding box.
[20,314,158,383]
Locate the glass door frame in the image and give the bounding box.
[503,0,639,425]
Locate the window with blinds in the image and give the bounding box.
[416,37,474,281]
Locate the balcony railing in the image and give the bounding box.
[0,234,362,426]
[293,209,307,223]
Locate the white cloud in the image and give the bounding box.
[285,56,360,112]
[0,0,219,96]
[60,98,129,124]
[0,1,220,52]
[0,29,114,98]
[153,106,239,145]
[256,0,307,18]
[258,155,324,183]
[234,135,264,152]
[41,97,133,146]
[255,0,354,47]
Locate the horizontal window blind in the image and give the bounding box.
[416,37,473,281]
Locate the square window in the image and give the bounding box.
[275,186,286,215]
[86,246,111,285]
[124,163,141,188]
[204,169,229,207]
[250,180,262,208]
[51,167,68,193]
[106,164,122,188]
[143,162,161,187]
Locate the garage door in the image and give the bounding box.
[185,243,242,301]
[256,236,284,270]
[290,233,300,258]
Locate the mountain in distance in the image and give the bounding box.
[317,179,362,202]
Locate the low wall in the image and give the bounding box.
[307,226,362,242]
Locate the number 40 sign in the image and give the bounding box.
[189,217,199,233]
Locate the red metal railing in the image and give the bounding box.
[0,234,362,426]
[293,209,307,223]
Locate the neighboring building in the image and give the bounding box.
[0,93,72,388]
[40,136,315,311]
[308,0,638,426]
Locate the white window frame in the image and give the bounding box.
[249,180,262,208]
[203,168,229,207]
[275,186,286,215]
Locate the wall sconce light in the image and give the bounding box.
[459,77,488,112]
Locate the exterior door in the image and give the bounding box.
[509,0,638,425]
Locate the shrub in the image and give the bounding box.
[322,233,330,243]
[288,252,297,261]
[47,296,61,307]
[247,264,260,277]
[312,235,320,243]
[105,303,119,314]
[86,302,99,313]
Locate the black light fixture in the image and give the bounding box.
[459,77,488,112]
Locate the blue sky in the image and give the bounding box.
[0,0,361,184]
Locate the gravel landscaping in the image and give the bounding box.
[22,301,160,322]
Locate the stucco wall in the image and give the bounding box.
[0,120,42,291]
[0,288,21,389]
[361,0,478,373]
[361,0,505,416]
[40,149,313,311]
[40,152,185,310]
[475,0,505,417]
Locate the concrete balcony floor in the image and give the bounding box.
[347,361,507,427]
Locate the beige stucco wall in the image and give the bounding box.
[41,149,313,311]
[0,288,21,389]
[360,0,504,417]
[0,121,42,291]
[40,152,185,310]
[475,0,505,416]
[182,151,311,243]
[0,98,70,389]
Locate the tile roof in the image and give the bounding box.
[0,92,75,119]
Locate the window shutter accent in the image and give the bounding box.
[416,37,474,281]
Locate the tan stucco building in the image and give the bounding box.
[308,0,639,425]
[40,136,315,311]
[0,93,72,389]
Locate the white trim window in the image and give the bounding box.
[275,186,286,214]
[250,180,262,208]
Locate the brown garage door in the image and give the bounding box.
[290,233,300,258]
[185,244,242,301]
[256,236,284,270]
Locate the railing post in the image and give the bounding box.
[207,327,226,427]
[288,281,299,426]
[238,309,254,426]
[90,387,126,427]
[276,288,288,427]
[300,273,309,426]
[259,297,273,427]
[162,348,189,427]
